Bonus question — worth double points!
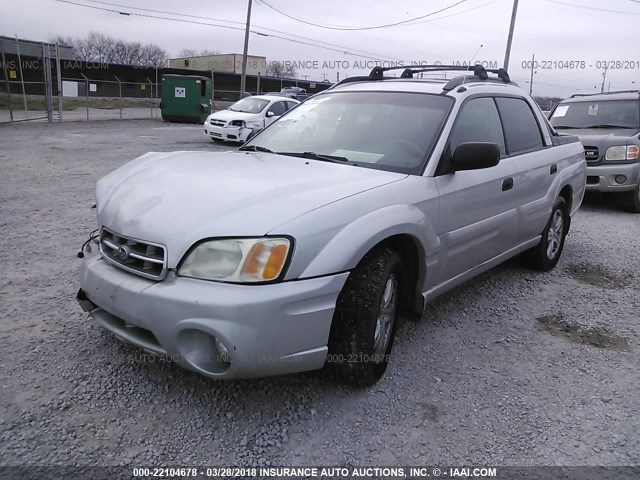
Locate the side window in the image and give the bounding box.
[268,101,286,117]
[286,101,298,111]
[495,97,544,154]
[448,97,506,157]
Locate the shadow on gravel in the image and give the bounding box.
[565,263,633,289]
[580,191,626,212]
[536,314,630,352]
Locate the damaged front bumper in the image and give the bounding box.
[77,252,348,379]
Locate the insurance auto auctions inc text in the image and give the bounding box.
[271,60,499,70]
[255,466,497,477]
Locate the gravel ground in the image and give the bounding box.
[0,119,639,468]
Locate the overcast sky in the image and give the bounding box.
[2,0,638,96]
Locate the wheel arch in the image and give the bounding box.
[558,184,573,232]
[299,205,437,315]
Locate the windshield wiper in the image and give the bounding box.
[277,151,349,163]
[553,125,581,129]
[583,124,635,129]
[238,145,274,153]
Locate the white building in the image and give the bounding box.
[170,54,267,76]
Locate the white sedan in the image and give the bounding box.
[204,95,299,143]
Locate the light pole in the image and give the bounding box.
[240,0,253,95]
[503,0,519,71]
[529,54,535,96]
[600,64,608,93]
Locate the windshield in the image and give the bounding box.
[243,91,453,174]
[550,100,640,129]
[228,97,270,113]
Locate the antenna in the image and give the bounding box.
[462,44,484,86]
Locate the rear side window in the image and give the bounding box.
[495,97,544,155]
[447,97,506,157]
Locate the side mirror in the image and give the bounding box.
[266,111,276,117]
[451,142,500,172]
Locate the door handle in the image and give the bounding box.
[502,177,514,191]
[550,163,558,175]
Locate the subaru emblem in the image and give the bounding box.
[118,245,130,260]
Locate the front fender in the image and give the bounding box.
[299,204,439,282]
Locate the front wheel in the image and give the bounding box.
[327,246,403,386]
[622,184,640,213]
[521,197,568,271]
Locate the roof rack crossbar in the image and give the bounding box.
[370,64,510,81]
[330,64,513,90]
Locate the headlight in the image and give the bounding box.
[245,120,263,128]
[605,145,639,161]
[229,120,246,127]
[179,238,291,283]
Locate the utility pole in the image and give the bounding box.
[503,0,519,71]
[239,0,253,95]
[600,64,608,93]
[529,54,535,96]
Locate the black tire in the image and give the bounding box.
[622,185,640,213]
[327,246,403,386]
[521,197,569,271]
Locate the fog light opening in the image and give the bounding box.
[176,328,232,375]
[615,175,627,184]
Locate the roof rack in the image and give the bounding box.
[332,64,513,89]
[570,90,640,98]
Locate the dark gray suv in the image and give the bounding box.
[550,90,640,212]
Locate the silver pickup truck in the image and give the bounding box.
[77,65,586,386]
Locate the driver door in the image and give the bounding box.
[433,96,519,285]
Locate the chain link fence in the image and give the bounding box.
[56,77,159,121]
[1,36,333,124]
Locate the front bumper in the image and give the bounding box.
[203,121,253,142]
[78,252,348,379]
[585,162,640,192]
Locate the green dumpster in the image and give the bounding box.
[160,74,211,123]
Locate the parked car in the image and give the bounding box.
[280,86,310,101]
[77,65,586,386]
[204,95,299,143]
[549,90,640,212]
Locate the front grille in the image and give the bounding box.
[99,228,167,280]
[210,119,226,127]
[584,146,600,164]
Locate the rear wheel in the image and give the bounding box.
[521,197,568,271]
[328,246,403,386]
[622,184,640,213]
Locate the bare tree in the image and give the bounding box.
[178,49,221,58]
[49,35,74,47]
[50,32,168,67]
[178,49,198,58]
[266,61,297,78]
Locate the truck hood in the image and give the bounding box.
[560,128,640,147]
[96,151,406,267]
